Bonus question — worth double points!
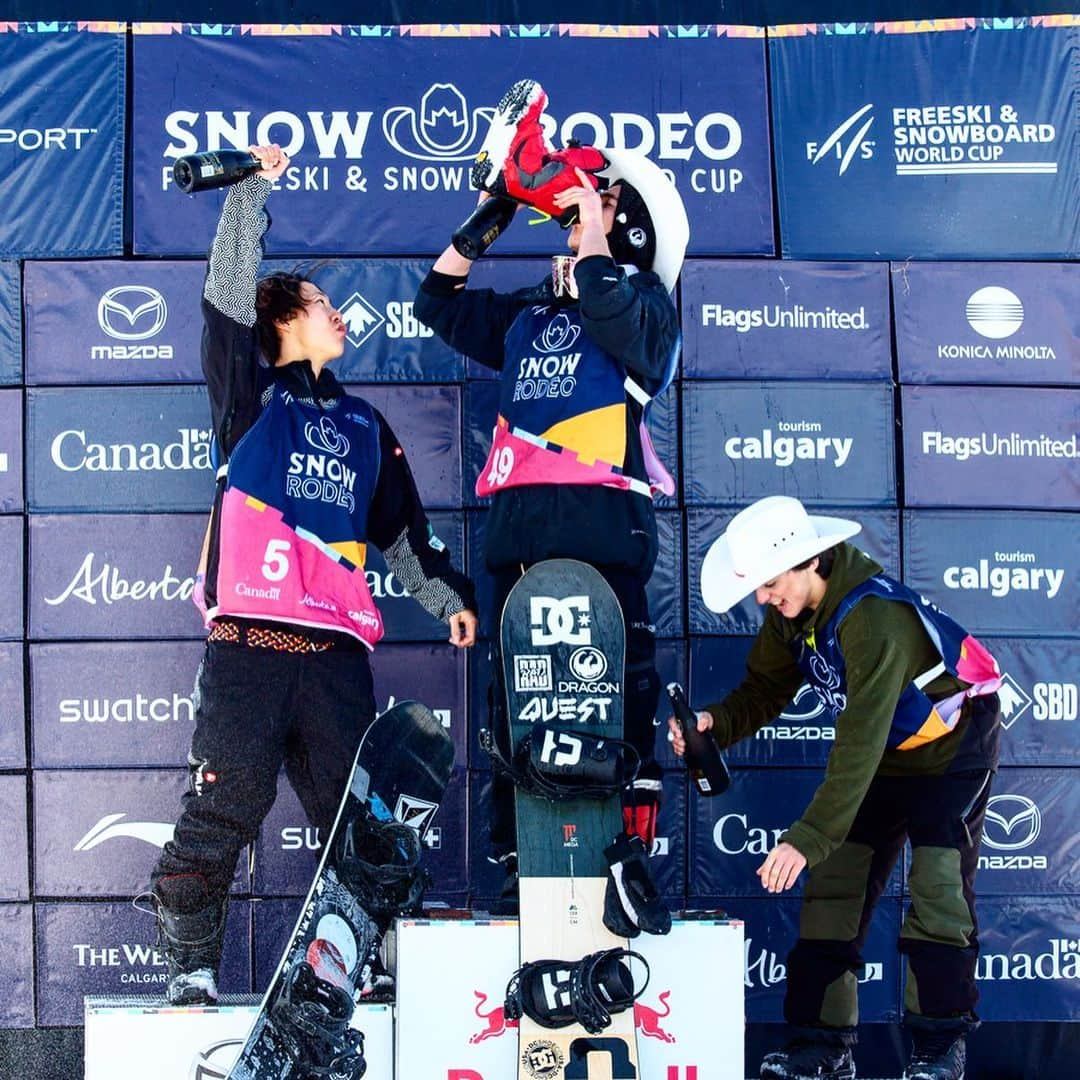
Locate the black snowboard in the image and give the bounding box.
[501,559,640,1078]
[227,700,453,1080]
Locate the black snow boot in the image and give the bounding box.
[760,1025,857,1079]
[151,874,227,1006]
[903,1013,977,1079]
[603,832,671,938]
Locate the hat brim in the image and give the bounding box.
[597,146,689,293]
[700,515,862,614]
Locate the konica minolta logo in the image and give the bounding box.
[805,104,876,175]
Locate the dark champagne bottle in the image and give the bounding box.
[451,196,517,260]
[173,150,263,194]
[667,682,731,797]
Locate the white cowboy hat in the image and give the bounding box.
[596,146,690,293]
[700,496,862,613]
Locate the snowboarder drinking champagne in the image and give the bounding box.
[669,496,1002,1080]
[146,144,477,1006]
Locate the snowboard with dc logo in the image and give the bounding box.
[501,559,640,1079]
[227,700,453,1080]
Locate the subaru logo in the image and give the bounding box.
[983,794,1041,851]
[97,285,168,341]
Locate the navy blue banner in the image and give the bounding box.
[267,259,462,383]
[708,896,900,1023]
[26,387,215,513]
[0,261,20,385]
[0,27,124,257]
[23,261,204,385]
[690,636,836,767]
[0,905,33,1028]
[690,767,904,898]
[35,900,251,1025]
[894,261,1080,386]
[985,638,1080,767]
[28,514,206,641]
[0,775,28,901]
[902,510,1079,638]
[348,385,461,510]
[975,769,1079,897]
[681,259,892,379]
[973,896,1080,1021]
[29,642,203,769]
[902,387,1080,511]
[132,25,773,256]
[688,507,900,635]
[33,768,248,897]
[770,21,1080,259]
[648,510,684,640]
[0,516,25,641]
[0,390,23,512]
[683,381,896,506]
[0,643,26,768]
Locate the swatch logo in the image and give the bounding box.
[965,286,1024,339]
[97,286,168,341]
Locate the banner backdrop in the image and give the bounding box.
[131,24,773,257]
[901,386,1080,510]
[769,18,1080,259]
[0,261,20,384]
[29,642,203,769]
[902,510,1079,637]
[681,259,892,379]
[23,261,205,385]
[0,25,125,257]
[0,905,33,1028]
[0,389,23,512]
[0,516,25,641]
[893,261,1080,386]
[682,381,896,506]
[26,387,215,513]
[0,774,29,901]
[0,643,25,768]
[984,638,1080,766]
[687,507,900,635]
[974,896,1080,1021]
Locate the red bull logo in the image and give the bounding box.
[468,990,519,1044]
[634,990,676,1043]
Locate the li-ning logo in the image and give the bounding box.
[97,286,168,341]
[530,595,592,647]
[190,1038,244,1080]
[805,104,876,175]
[304,415,350,457]
[338,291,385,347]
[533,313,581,354]
[983,794,1041,851]
[73,813,174,852]
[965,286,1024,340]
[383,83,493,161]
[394,793,439,836]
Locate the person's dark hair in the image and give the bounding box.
[793,544,838,579]
[255,272,312,363]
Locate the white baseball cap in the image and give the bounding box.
[701,496,862,613]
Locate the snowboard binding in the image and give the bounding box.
[333,812,428,925]
[269,958,367,1079]
[504,947,649,1035]
[472,78,609,226]
[480,722,641,802]
[602,832,672,938]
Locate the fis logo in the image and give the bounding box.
[983,794,1041,851]
[530,595,592,647]
[805,104,875,175]
[339,291,385,347]
[382,83,493,162]
[97,286,169,341]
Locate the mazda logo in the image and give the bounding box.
[983,794,1041,851]
[97,285,168,341]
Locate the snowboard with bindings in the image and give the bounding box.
[499,560,643,1080]
[227,700,453,1080]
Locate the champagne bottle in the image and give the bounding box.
[173,150,263,194]
[451,196,517,260]
[667,682,731,797]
